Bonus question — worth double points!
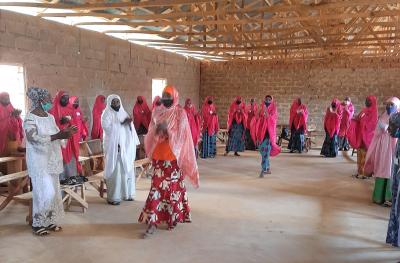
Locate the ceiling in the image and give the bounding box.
[1,0,400,61]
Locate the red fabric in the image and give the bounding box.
[69,96,88,140]
[152,96,161,111]
[145,86,199,188]
[227,96,247,130]
[348,96,378,149]
[339,102,355,137]
[184,99,201,146]
[133,96,151,131]
[250,96,281,157]
[289,99,308,131]
[138,160,191,228]
[0,92,23,155]
[91,95,106,139]
[201,96,219,135]
[324,99,342,139]
[49,91,79,164]
[246,101,258,129]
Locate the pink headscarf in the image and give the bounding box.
[246,99,258,129]
[324,99,342,139]
[364,97,400,177]
[91,95,106,139]
[145,86,199,188]
[201,96,219,136]
[339,99,355,137]
[184,98,201,146]
[133,96,151,131]
[348,95,378,149]
[289,98,308,131]
[151,96,161,111]
[0,92,23,155]
[227,96,247,130]
[250,95,281,157]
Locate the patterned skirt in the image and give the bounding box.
[320,132,338,158]
[139,160,191,229]
[226,123,245,152]
[201,131,217,158]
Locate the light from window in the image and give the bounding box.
[0,65,26,118]
[152,79,167,102]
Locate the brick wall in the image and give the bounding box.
[200,59,400,132]
[0,10,200,123]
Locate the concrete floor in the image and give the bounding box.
[1,149,400,263]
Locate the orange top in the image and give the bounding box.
[152,139,176,161]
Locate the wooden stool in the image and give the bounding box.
[61,184,88,213]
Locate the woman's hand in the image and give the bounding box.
[122,117,132,125]
[52,125,78,141]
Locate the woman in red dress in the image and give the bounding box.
[139,86,199,238]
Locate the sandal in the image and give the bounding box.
[143,225,156,239]
[107,201,120,205]
[47,224,62,232]
[32,227,49,236]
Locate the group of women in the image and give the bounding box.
[6,86,400,247]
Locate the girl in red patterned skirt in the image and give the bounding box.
[139,85,199,238]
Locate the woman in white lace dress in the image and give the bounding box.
[24,87,76,236]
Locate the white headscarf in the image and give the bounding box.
[101,94,139,179]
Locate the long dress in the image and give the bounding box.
[102,95,140,203]
[386,140,400,246]
[245,102,257,150]
[0,95,24,156]
[338,103,354,151]
[91,95,106,140]
[288,100,308,153]
[365,112,398,204]
[321,100,341,158]
[201,97,219,159]
[140,86,199,229]
[226,97,247,153]
[24,112,64,228]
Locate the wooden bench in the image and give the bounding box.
[0,170,29,211]
[135,158,151,183]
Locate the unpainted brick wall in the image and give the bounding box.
[0,10,200,125]
[200,60,400,131]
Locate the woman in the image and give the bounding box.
[133,96,151,135]
[386,112,400,247]
[321,99,342,158]
[338,97,354,151]
[201,96,219,158]
[152,96,161,112]
[69,96,88,141]
[184,98,201,157]
[288,98,308,153]
[24,87,76,236]
[365,97,400,205]
[225,96,247,156]
[49,91,81,183]
[91,95,106,140]
[348,96,378,179]
[251,95,280,177]
[139,86,199,237]
[102,95,140,205]
[0,92,24,156]
[245,98,258,151]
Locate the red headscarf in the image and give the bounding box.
[348,95,378,149]
[69,96,88,141]
[49,91,80,172]
[250,95,280,157]
[133,96,151,131]
[227,96,247,130]
[0,92,24,155]
[184,98,201,146]
[145,86,199,188]
[338,100,354,137]
[152,96,161,112]
[246,99,258,128]
[91,95,106,139]
[324,99,342,139]
[289,98,308,131]
[201,96,219,135]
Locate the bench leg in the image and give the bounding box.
[27,200,33,225]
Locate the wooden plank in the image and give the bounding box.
[0,171,28,184]
[0,157,21,164]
